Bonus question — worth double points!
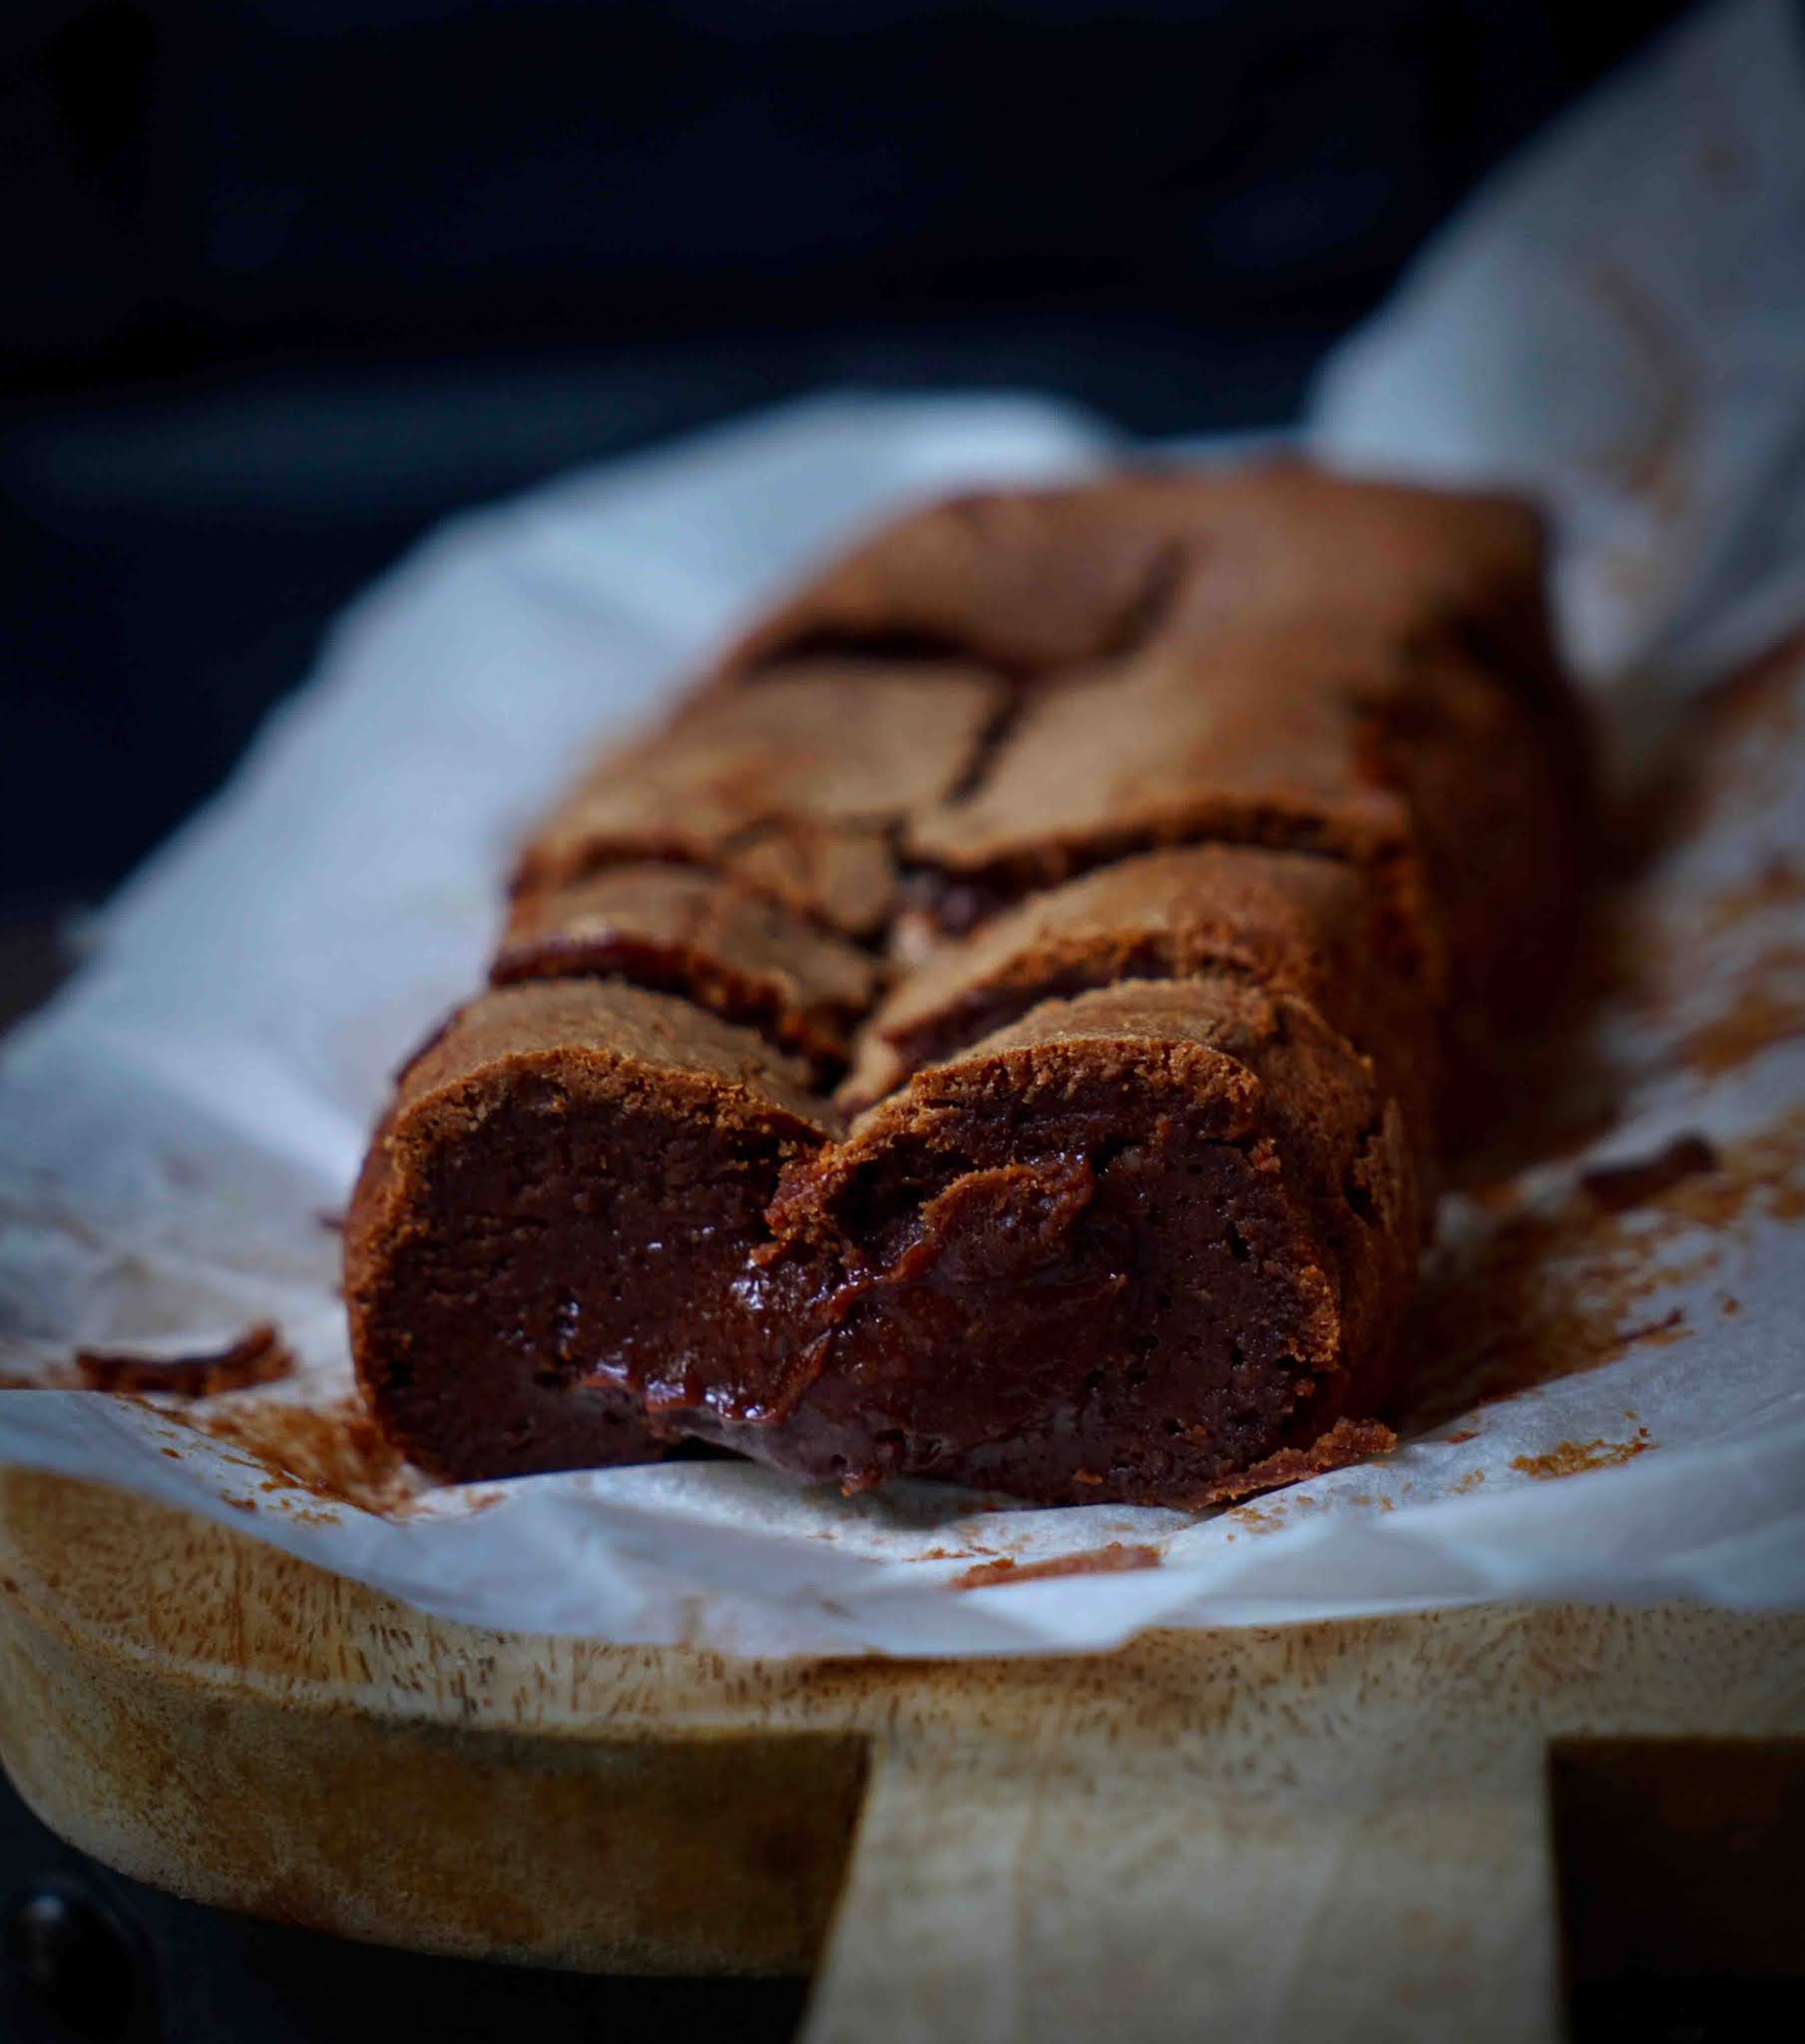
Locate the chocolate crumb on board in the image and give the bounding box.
[74,1321,294,1399]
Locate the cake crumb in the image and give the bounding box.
[1511,1429,1652,1480]
[74,1322,294,1399]
[1580,1134,1719,1213]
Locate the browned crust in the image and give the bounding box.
[718,464,1557,693]
[513,664,1006,936]
[496,865,880,1079]
[840,843,1439,1169]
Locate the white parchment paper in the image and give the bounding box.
[3,0,1804,1655]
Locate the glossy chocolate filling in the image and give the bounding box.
[351,1071,823,1483]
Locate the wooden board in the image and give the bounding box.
[1,1469,1801,2043]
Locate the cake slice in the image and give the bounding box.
[346,979,839,1483]
[726,976,1419,1507]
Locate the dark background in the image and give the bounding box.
[1,0,1688,928]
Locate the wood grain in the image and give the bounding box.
[1,1469,1801,2041]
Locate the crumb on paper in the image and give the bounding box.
[1695,136,1744,186]
[74,1322,294,1399]
[1679,953,1805,1079]
[1398,1104,1805,1438]
[200,1395,415,1515]
[1613,1307,1689,1348]
[953,1542,1161,1590]
[1226,1501,1291,1535]
[1581,1134,1719,1213]
[1511,1430,1653,1480]
[1581,256,1699,514]
[1699,853,1805,936]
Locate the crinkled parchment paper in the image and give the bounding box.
[3,0,1804,1654]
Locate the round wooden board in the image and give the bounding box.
[2,1468,1801,2043]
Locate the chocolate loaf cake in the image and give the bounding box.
[347,465,1591,1506]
